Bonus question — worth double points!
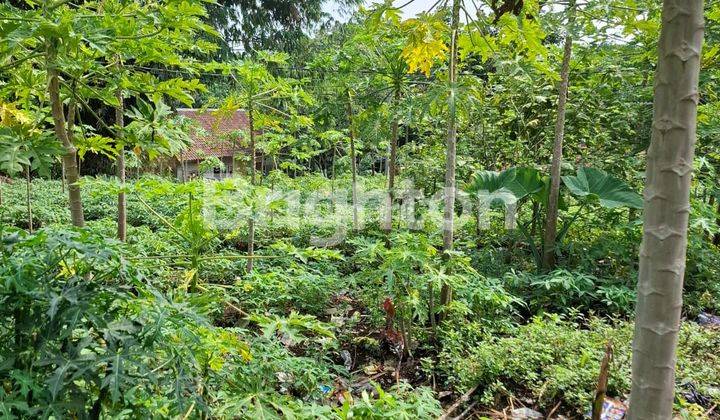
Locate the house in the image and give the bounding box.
[175,108,250,180]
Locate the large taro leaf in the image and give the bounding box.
[504,167,544,199]
[466,167,544,207]
[466,168,516,194]
[562,167,643,209]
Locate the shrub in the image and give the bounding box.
[437,313,720,415]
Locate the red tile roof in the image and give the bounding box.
[177,108,249,161]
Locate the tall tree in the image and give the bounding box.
[47,52,84,227]
[542,0,576,270]
[115,60,126,242]
[217,54,310,272]
[1,0,213,228]
[439,0,462,308]
[347,90,360,231]
[356,9,413,235]
[206,0,362,57]
[628,0,704,417]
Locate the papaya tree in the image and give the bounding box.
[628,0,704,417]
[397,0,549,308]
[440,0,462,308]
[356,6,419,235]
[306,40,367,232]
[216,53,312,272]
[0,0,214,228]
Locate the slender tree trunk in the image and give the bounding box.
[25,165,33,233]
[116,61,127,242]
[262,151,266,180]
[331,147,336,188]
[247,103,256,273]
[592,341,613,420]
[541,0,575,270]
[628,1,704,418]
[714,201,720,246]
[383,90,400,235]
[248,103,256,185]
[47,51,84,227]
[347,92,360,231]
[439,0,461,309]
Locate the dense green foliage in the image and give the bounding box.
[1,0,719,418]
[1,172,718,417]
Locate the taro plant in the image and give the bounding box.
[465,166,642,270]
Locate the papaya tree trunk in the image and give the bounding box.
[347,91,360,231]
[48,52,84,227]
[60,160,65,194]
[247,103,256,273]
[384,90,400,235]
[542,0,575,270]
[25,165,33,233]
[628,1,704,418]
[439,0,461,310]
[116,61,126,242]
[248,102,256,184]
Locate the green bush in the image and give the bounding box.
[501,268,636,316]
[0,178,69,228]
[437,313,720,415]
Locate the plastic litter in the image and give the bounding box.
[585,398,626,419]
[697,312,720,327]
[510,407,543,419]
[340,349,352,370]
[680,381,712,406]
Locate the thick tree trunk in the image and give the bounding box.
[116,62,127,242]
[628,1,704,418]
[60,161,65,194]
[48,56,84,227]
[25,165,33,233]
[347,92,360,231]
[439,0,461,309]
[383,91,400,234]
[542,0,575,270]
